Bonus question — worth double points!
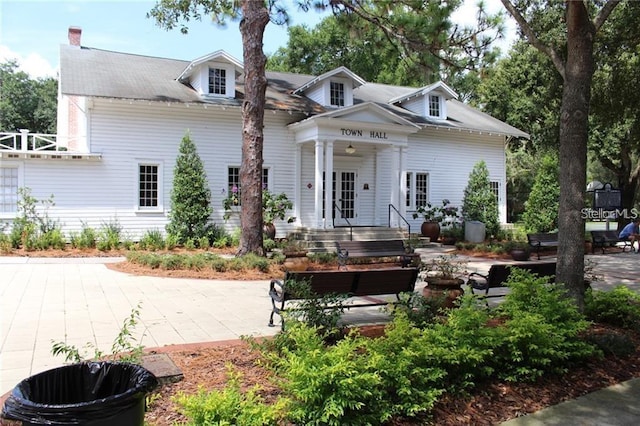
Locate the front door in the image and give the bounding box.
[334,170,357,226]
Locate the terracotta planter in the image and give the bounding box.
[422,277,465,309]
[263,222,276,240]
[283,256,310,271]
[420,221,440,241]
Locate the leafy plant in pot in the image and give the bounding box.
[504,240,531,261]
[412,199,459,242]
[420,254,467,309]
[222,188,296,239]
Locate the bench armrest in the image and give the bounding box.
[269,279,286,302]
[468,271,489,290]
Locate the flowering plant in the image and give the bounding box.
[412,199,459,226]
[222,186,295,224]
[222,186,240,220]
[263,189,295,224]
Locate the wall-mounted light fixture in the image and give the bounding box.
[345,144,356,154]
[363,183,369,190]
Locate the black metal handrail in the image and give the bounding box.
[388,204,411,238]
[333,202,354,240]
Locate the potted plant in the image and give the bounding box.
[262,189,296,239]
[440,221,463,245]
[420,254,467,308]
[222,188,296,239]
[413,199,459,241]
[504,240,531,261]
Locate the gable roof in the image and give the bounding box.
[176,50,244,82]
[388,81,458,105]
[59,45,528,139]
[293,66,366,95]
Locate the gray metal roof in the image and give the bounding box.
[60,45,528,138]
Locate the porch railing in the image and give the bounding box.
[388,204,411,239]
[332,202,354,240]
[0,130,68,152]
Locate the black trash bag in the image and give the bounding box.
[1,361,158,426]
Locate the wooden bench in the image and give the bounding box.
[468,261,556,303]
[527,232,559,259]
[336,240,416,269]
[268,267,419,328]
[590,230,633,254]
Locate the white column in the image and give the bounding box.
[399,145,407,218]
[324,141,334,229]
[294,143,302,226]
[390,145,401,226]
[314,140,324,228]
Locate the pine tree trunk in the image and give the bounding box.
[237,0,270,256]
[556,2,595,312]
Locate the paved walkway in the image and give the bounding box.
[1,248,640,424]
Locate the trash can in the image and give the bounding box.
[1,361,157,426]
[464,220,486,243]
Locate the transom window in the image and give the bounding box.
[138,164,159,208]
[330,81,345,107]
[428,95,441,117]
[0,167,19,214]
[209,68,226,95]
[406,172,429,210]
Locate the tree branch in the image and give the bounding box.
[499,0,566,80]
[594,0,622,31]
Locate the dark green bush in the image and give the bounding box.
[585,286,640,331]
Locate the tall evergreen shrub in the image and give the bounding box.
[522,154,559,233]
[461,160,500,236]
[166,132,213,243]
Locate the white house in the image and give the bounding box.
[0,27,527,240]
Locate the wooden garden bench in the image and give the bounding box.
[527,232,559,259]
[468,261,556,304]
[335,239,417,269]
[268,267,419,328]
[590,230,633,254]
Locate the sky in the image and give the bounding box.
[0,0,516,79]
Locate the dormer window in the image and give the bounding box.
[209,68,226,95]
[428,95,441,118]
[330,81,345,107]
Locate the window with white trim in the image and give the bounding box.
[137,162,162,211]
[428,95,441,118]
[227,166,269,206]
[209,67,226,95]
[330,81,345,107]
[490,181,500,203]
[406,171,429,210]
[0,166,19,214]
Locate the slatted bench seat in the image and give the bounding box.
[336,240,417,269]
[527,232,559,259]
[468,261,556,304]
[268,267,419,328]
[590,230,633,254]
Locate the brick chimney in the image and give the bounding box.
[68,26,82,46]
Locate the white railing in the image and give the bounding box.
[0,130,68,152]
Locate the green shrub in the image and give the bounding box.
[184,238,196,250]
[160,254,185,270]
[461,160,500,236]
[165,233,179,250]
[96,219,122,251]
[272,323,387,426]
[139,229,165,251]
[197,236,210,249]
[175,366,286,425]
[585,286,640,331]
[583,329,635,357]
[70,222,97,249]
[283,279,348,335]
[493,269,596,381]
[39,228,66,250]
[522,155,559,233]
[166,132,213,244]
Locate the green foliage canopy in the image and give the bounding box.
[0,60,58,133]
